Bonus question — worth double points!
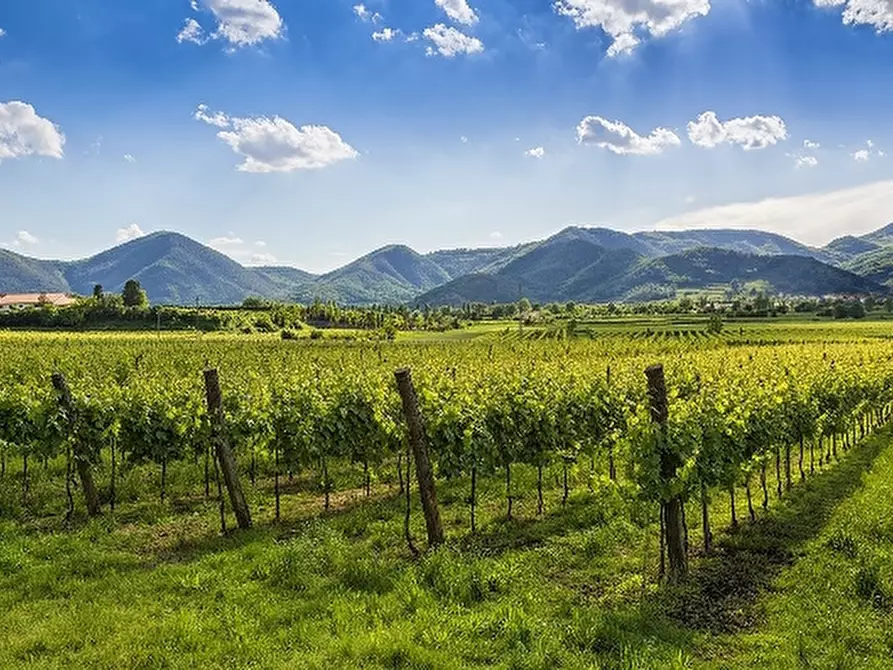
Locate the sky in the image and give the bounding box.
[1,0,892,273]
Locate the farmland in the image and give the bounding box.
[1,321,892,669]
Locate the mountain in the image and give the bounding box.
[603,248,880,301]
[417,246,881,306]
[425,242,538,278]
[0,250,69,293]
[824,235,881,260]
[63,232,287,305]
[858,222,893,247]
[1,232,301,305]
[291,245,451,304]
[633,229,830,260]
[842,247,893,286]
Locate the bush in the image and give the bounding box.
[280,329,300,341]
[309,329,324,340]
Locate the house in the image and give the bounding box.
[0,293,77,311]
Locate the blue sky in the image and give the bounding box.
[1,0,892,272]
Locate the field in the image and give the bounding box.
[1,319,892,669]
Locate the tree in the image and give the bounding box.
[122,280,148,308]
[93,284,103,300]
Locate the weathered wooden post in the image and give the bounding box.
[203,368,252,530]
[645,364,687,582]
[395,368,444,548]
[52,373,102,517]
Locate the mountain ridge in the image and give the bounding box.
[1,223,891,306]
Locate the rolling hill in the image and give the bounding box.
[1,223,891,306]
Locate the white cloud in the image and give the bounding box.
[813,0,893,33]
[123,153,136,163]
[194,103,231,128]
[683,195,697,204]
[0,230,41,250]
[490,231,503,240]
[525,146,545,158]
[183,0,284,48]
[209,236,245,247]
[177,18,208,44]
[653,179,893,246]
[460,135,469,143]
[576,115,681,155]
[195,105,358,172]
[372,27,401,41]
[0,101,66,163]
[803,139,821,149]
[851,140,885,161]
[209,236,277,265]
[354,4,383,23]
[435,0,479,25]
[795,155,818,168]
[554,0,710,57]
[687,111,788,150]
[423,24,484,56]
[116,224,145,244]
[0,28,6,38]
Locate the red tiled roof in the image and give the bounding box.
[0,293,77,307]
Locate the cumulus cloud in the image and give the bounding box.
[251,252,277,264]
[0,28,6,38]
[123,153,136,163]
[0,230,40,250]
[851,140,885,161]
[372,27,401,41]
[653,179,893,246]
[576,116,680,155]
[116,224,145,244]
[803,139,821,149]
[687,111,788,150]
[195,105,358,172]
[194,103,230,128]
[525,146,545,158]
[423,24,484,56]
[0,101,66,163]
[179,0,284,48]
[794,155,818,168]
[460,135,469,143]
[177,18,208,44]
[435,0,479,25]
[354,4,383,23]
[554,0,710,56]
[813,0,893,33]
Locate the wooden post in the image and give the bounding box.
[203,369,252,530]
[51,373,102,517]
[645,364,687,583]
[395,368,444,548]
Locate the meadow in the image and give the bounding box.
[0,318,891,669]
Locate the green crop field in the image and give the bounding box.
[1,322,892,669]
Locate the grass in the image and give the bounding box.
[0,427,891,669]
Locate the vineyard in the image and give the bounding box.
[1,326,892,668]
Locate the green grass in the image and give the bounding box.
[1,428,892,669]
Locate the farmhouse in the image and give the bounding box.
[0,293,77,311]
